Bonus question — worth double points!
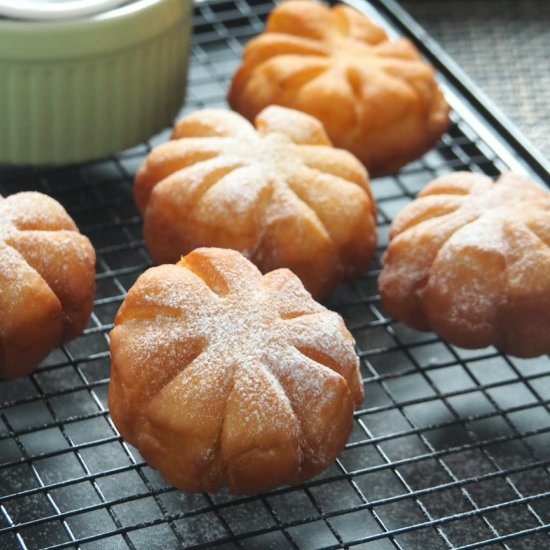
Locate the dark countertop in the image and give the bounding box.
[399,0,550,161]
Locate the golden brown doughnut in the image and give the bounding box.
[379,172,550,357]
[228,0,449,175]
[109,247,363,494]
[0,192,96,377]
[135,105,377,299]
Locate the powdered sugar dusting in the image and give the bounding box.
[256,105,329,146]
[226,131,303,182]
[1,192,75,231]
[262,268,325,319]
[225,361,299,437]
[0,244,38,317]
[114,250,360,477]
[124,319,195,372]
[149,108,370,247]
[0,193,93,314]
[0,220,15,242]
[286,311,356,367]
[264,345,340,415]
[381,210,474,309]
[195,164,270,219]
[132,265,217,313]
[120,254,358,408]
[445,213,506,254]
[430,233,502,329]
[383,172,550,351]
[141,277,196,310]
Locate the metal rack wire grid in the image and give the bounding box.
[1,0,549,549]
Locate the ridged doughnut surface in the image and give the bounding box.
[0,192,96,377]
[109,247,363,494]
[228,0,449,175]
[136,105,377,299]
[380,172,550,357]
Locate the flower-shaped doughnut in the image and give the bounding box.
[379,172,550,357]
[0,192,96,377]
[135,105,377,299]
[109,248,363,494]
[228,0,449,175]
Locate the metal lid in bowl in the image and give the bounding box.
[0,0,132,21]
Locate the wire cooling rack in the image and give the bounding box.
[1,0,549,549]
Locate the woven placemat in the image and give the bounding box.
[399,0,550,161]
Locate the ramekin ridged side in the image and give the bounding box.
[0,0,192,165]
